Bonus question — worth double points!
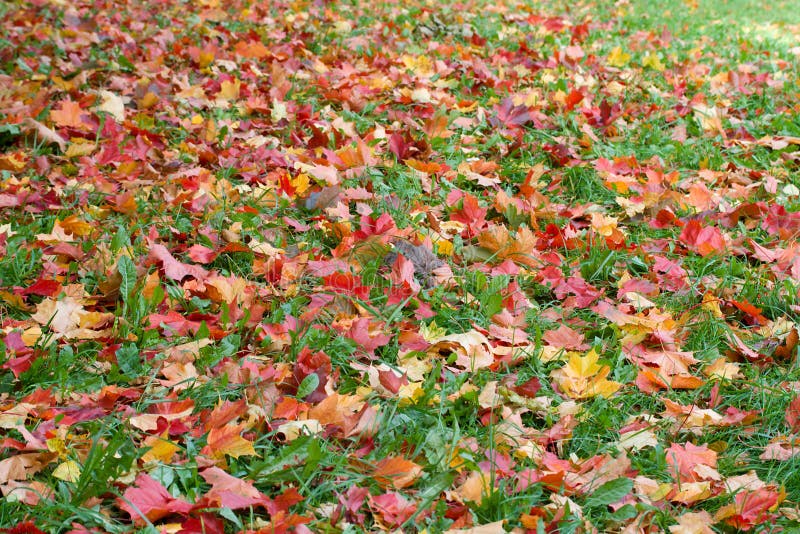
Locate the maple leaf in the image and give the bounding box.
[665,442,718,483]
[50,99,86,129]
[275,419,324,442]
[450,192,487,237]
[786,395,800,432]
[679,220,726,256]
[198,467,272,510]
[31,296,85,335]
[97,90,126,122]
[422,113,453,139]
[369,492,417,529]
[337,486,369,524]
[203,398,248,431]
[141,433,181,464]
[669,511,715,534]
[454,471,492,505]
[372,456,423,489]
[0,453,57,491]
[21,118,67,151]
[759,438,800,461]
[307,392,365,430]
[130,397,195,431]
[491,98,533,129]
[550,349,621,399]
[477,225,541,267]
[618,427,659,451]
[607,46,631,67]
[202,423,257,459]
[293,347,332,403]
[148,243,208,282]
[176,514,225,534]
[662,399,758,434]
[0,522,48,534]
[716,487,784,530]
[542,324,589,350]
[117,473,192,525]
[0,151,27,172]
[52,460,81,482]
[427,330,494,371]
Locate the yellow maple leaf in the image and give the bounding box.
[198,51,215,68]
[52,460,81,482]
[142,433,180,463]
[590,212,622,238]
[642,52,665,71]
[551,349,622,399]
[607,46,631,68]
[398,381,424,406]
[420,320,447,343]
[290,172,310,196]
[216,78,241,101]
[0,151,28,172]
[59,214,93,237]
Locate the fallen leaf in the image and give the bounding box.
[372,456,423,489]
[669,511,715,534]
[202,424,257,459]
[52,460,81,482]
[97,90,126,121]
[117,473,192,525]
[427,330,494,370]
[551,349,622,399]
[199,467,271,510]
[50,99,86,129]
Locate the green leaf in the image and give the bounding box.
[584,478,633,508]
[296,373,319,399]
[116,343,141,376]
[117,54,135,72]
[219,508,243,529]
[111,225,130,252]
[483,292,503,317]
[117,255,136,302]
[609,504,637,521]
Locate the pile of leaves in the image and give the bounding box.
[1,0,799,531]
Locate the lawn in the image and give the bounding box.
[0,0,799,532]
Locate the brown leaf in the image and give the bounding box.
[22,118,67,151]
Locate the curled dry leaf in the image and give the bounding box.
[427,330,494,370]
[21,118,67,151]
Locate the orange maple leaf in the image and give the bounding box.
[50,99,86,129]
[477,225,540,267]
[372,456,422,489]
[203,423,257,459]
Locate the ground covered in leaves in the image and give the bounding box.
[1,0,800,532]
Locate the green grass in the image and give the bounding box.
[0,0,799,531]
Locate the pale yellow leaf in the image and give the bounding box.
[52,460,81,482]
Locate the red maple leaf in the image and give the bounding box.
[665,442,717,482]
[679,220,726,256]
[118,473,193,525]
[724,488,782,530]
[196,467,271,510]
[786,395,800,432]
